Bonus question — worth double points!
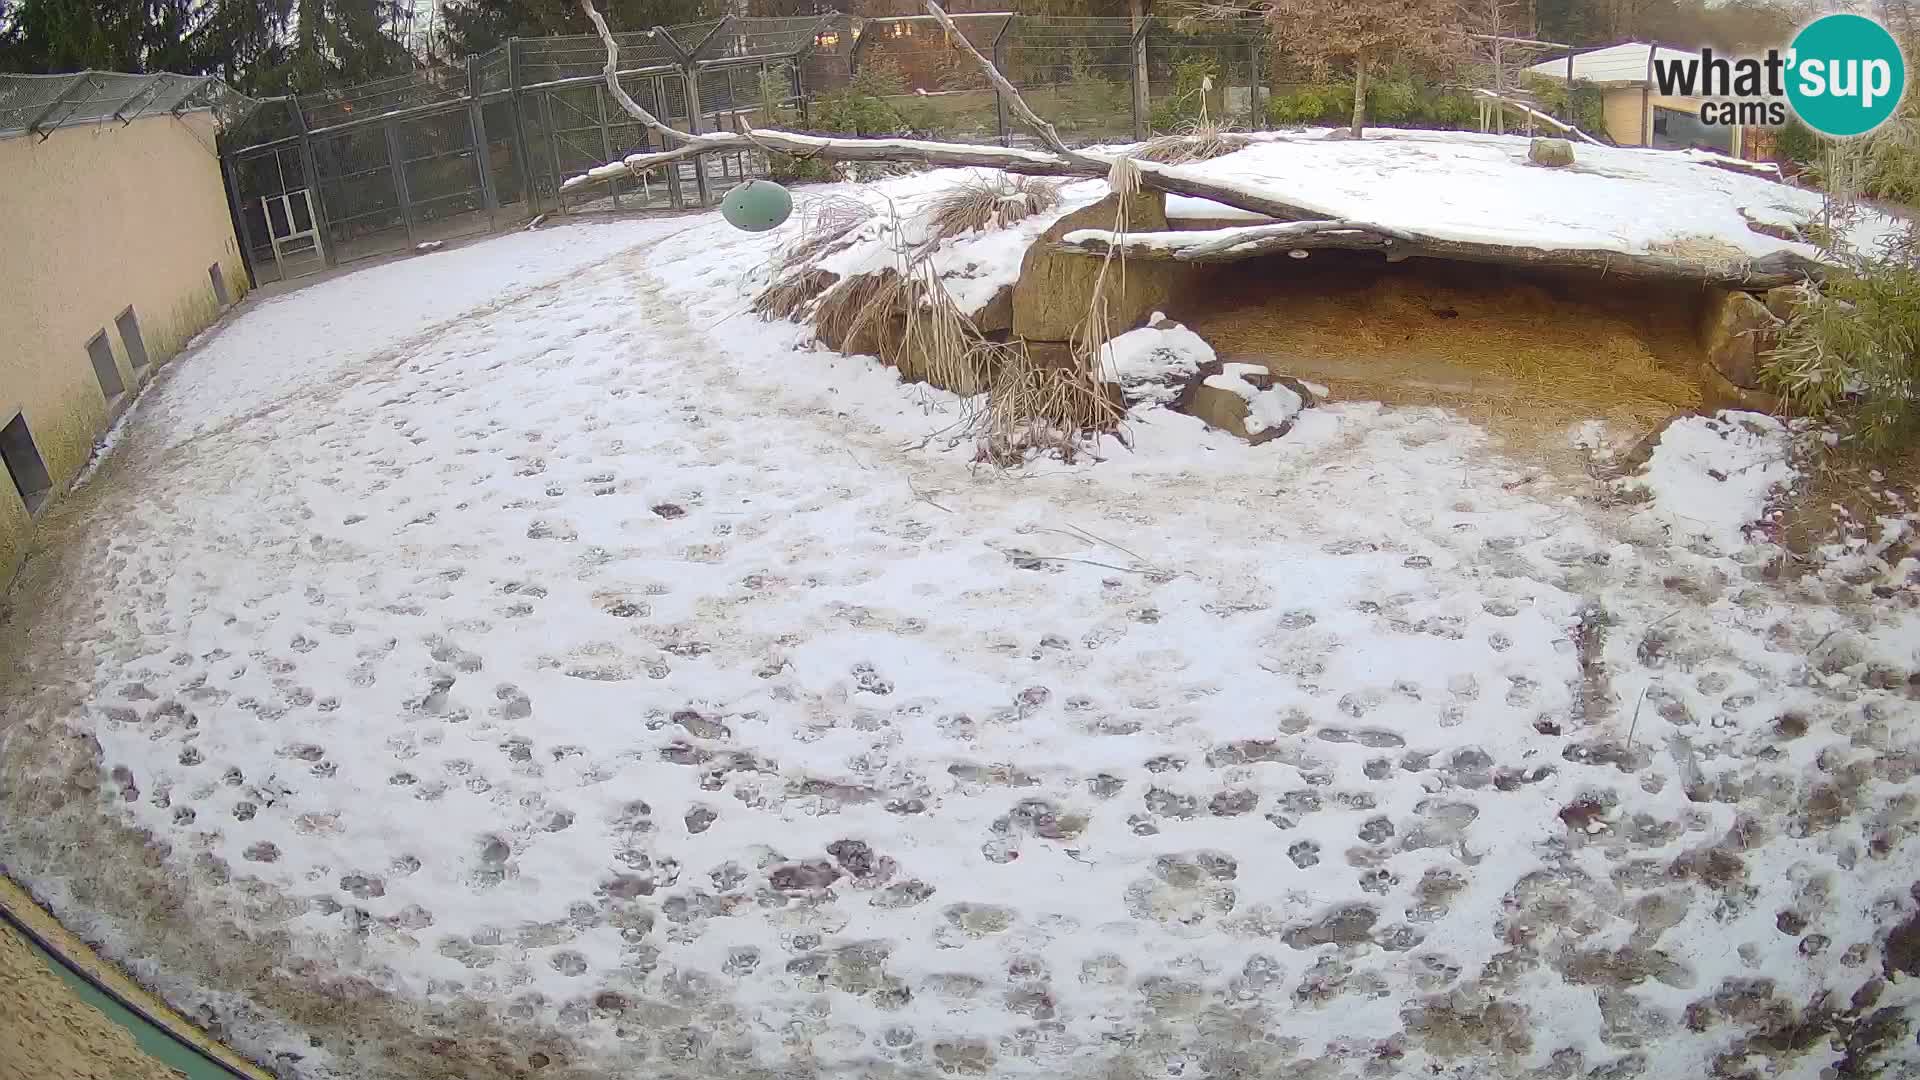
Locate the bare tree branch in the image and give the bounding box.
[918,0,1072,158]
[580,0,698,146]
[1469,89,1604,145]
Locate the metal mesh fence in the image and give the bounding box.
[0,71,242,138]
[214,14,1591,285]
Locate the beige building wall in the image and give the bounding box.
[0,110,247,585]
[1599,88,1741,154]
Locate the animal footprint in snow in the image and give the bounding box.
[492,684,532,721]
[1287,841,1321,868]
[851,663,893,695]
[426,638,484,673]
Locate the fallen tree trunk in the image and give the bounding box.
[1053,222,1829,288]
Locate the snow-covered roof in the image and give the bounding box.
[1527,42,1697,86]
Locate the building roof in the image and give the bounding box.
[1527,42,1697,85]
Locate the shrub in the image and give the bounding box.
[809,60,926,137]
[1520,75,1609,141]
[1266,72,1472,131]
[1150,56,1220,132]
[1763,256,1920,451]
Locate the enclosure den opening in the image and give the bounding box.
[1171,249,1711,434]
[209,262,230,307]
[85,330,125,403]
[1,412,53,514]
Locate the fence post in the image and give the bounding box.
[506,39,538,214]
[383,118,419,245]
[596,82,620,211]
[538,90,567,213]
[467,56,499,226]
[1131,15,1151,141]
[1248,37,1262,132]
[992,15,1015,148]
[286,99,335,267]
[686,64,709,205]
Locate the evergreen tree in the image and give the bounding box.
[442,0,717,58]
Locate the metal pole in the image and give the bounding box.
[686,64,709,205]
[507,39,538,214]
[597,83,620,211]
[1130,16,1151,141]
[384,118,418,245]
[538,90,567,213]
[1248,38,1261,131]
[468,56,499,227]
[25,71,92,139]
[1565,48,1574,127]
[992,16,1014,147]
[286,97,334,266]
[662,76,684,210]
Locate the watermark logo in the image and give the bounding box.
[1648,13,1906,137]
[1786,13,1904,136]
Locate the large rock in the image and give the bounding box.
[1762,284,1805,323]
[1697,364,1785,415]
[971,284,1015,336]
[1013,191,1185,342]
[1529,138,1576,167]
[1173,360,1312,444]
[1697,289,1779,390]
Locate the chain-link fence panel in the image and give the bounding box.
[846,14,1005,144]
[517,31,679,88]
[298,69,467,132]
[1143,19,1266,132]
[0,70,235,136]
[395,104,493,243]
[1002,16,1138,146]
[309,122,410,261]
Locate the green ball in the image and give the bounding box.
[720,179,793,233]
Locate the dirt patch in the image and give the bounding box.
[1758,443,1920,569]
[1172,250,1711,472]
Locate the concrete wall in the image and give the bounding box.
[0,111,247,585]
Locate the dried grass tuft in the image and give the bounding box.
[924,173,1063,243]
[1647,233,1752,273]
[898,259,990,395]
[980,341,1126,465]
[779,195,877,275]
[1131,119,1251,164]
[812,269,905,355]
[753,268,840,321]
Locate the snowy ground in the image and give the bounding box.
[3,174,1920,1080]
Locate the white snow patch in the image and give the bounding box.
[1635,411,1796,553]
[1098,315,1214,403]
[1201,362,1304,434]
[1176,128,1897,258]
[148,218,692,444]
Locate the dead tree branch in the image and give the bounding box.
[918,1,1072,158]
[1469,90,1604,145]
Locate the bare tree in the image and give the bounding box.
[1261,0,1469,137]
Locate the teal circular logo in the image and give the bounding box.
[1787,13,1905,137]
